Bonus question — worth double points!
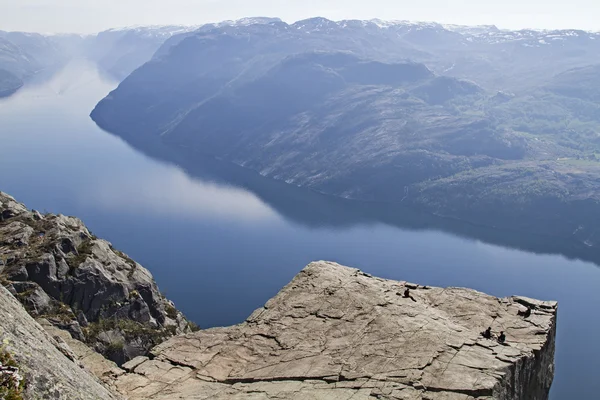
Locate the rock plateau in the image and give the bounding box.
[114,261,557,400]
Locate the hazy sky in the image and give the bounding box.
[1,0,598,34]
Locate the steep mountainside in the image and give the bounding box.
[82,26,198,80]
[0,31,68,68]
[0,31,75,96]
[0,37,33,93]
[0,192,193,366]
[91,18,600,245]
[0,67,22,96]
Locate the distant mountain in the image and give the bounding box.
[545,65,600,102]
[4,18,600,94]
[0,32,74,96]
[82,26,199,80]
[90,17,600,245]
[0,37,31,94]
[0,67,22,96]
[412,76,483,105]
[0,31,66,67]
[0,36,39,77]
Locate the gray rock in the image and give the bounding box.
[25,253,61,297]
[0,221,34,246]
[11,281,53,315]
[0,191,191,365]
[122,356,149,373]
[0,284,122,399]
[38,318,126,390]
[32,210,44,220]
[0,192,27,220]
[77,309,89,327]
[56,257,70,279]
[114,261,557,400]
[53,319,86,342]
[52,334,79,363]
[4,264,28,281]
[126,296,153,324]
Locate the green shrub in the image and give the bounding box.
[187,322,200,332]
[107,340,125,353]
[165,304,178,320]
[41,303,74,324]
[84,318,174,348]
[68,239,95,271]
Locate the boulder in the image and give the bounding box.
[0,193,27,221]
[11,281,53,315]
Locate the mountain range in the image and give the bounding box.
[0,25,194,95]
[90,18,600,246]
[0,32,72,95]
[2,17,600,246]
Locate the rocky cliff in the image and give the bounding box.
[0,283,122,399]
[0,192,193,365]
[114,261,557,400]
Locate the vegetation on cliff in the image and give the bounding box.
[0,348,25,400]
[0,192,191,365]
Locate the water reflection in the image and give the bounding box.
[103,127,600,267]
[82,165,278,221]
[0,62,67,100]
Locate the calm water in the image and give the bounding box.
[1,60,598,399]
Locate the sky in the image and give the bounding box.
[0,0,598,34]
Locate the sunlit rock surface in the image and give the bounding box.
[115,261,557,400]
[0,284,122,399]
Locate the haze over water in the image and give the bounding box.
[0,60,598,399]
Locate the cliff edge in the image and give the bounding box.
[115,261,557,400]
[0,192,193,366]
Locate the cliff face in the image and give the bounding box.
[114,261,557,400]
[0,283,122,399]
[0,192,192,365]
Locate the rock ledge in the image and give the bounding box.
[115,261,557,400]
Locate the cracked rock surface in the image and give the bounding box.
[115,261,557,399]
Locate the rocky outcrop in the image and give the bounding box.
[0,192,192,365]
[114,261,557,399]
[38,318,126,391]
[0,283,122,399]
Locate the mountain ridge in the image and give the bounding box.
[91,17,600,247]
